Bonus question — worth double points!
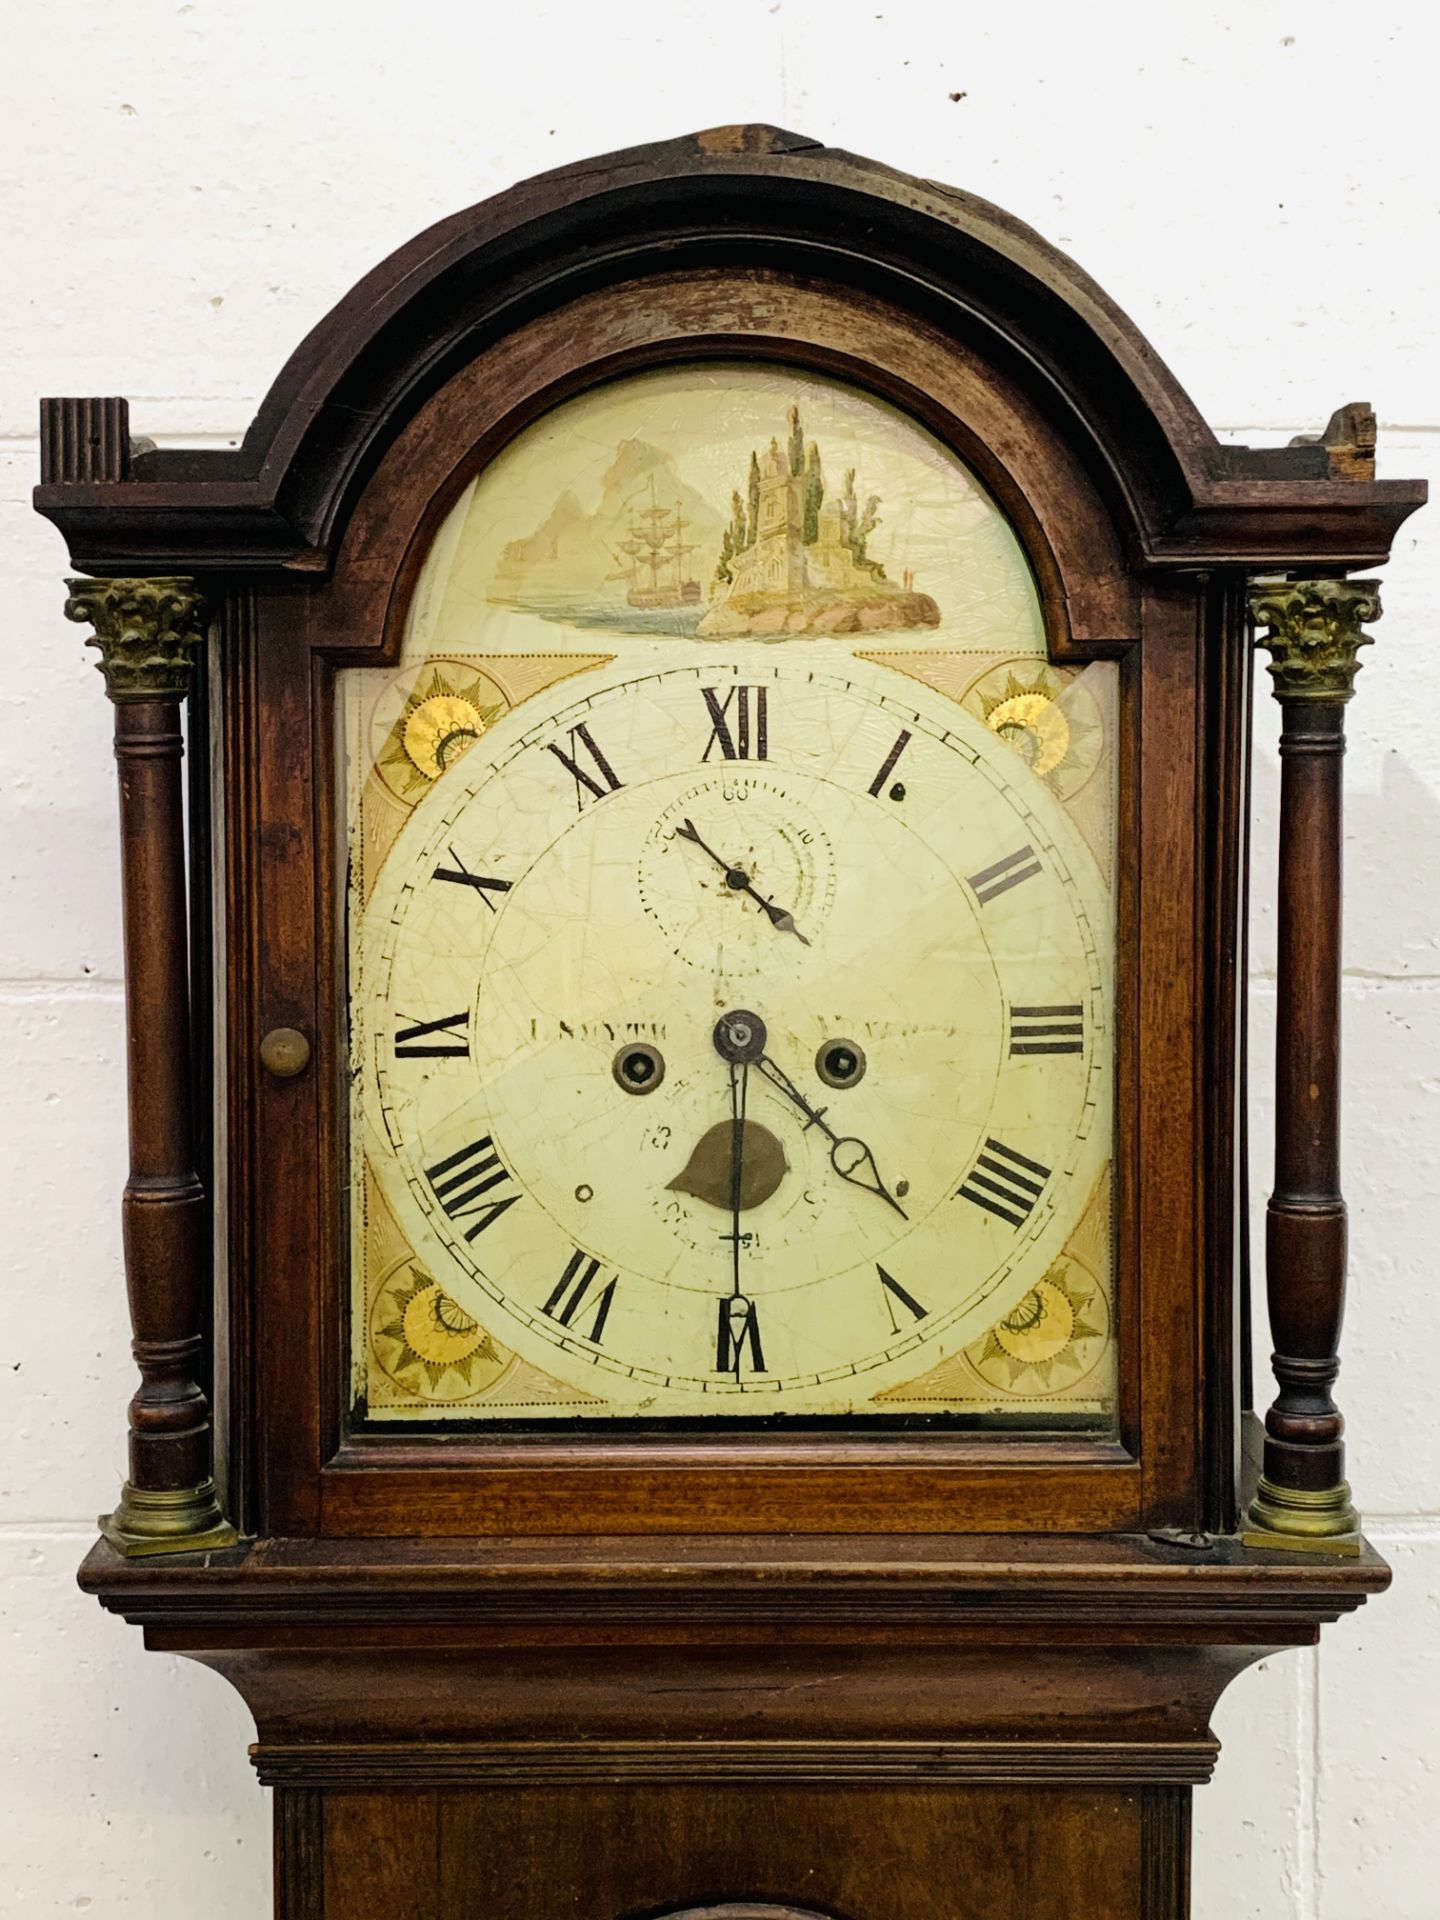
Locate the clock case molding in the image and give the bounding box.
[41,128,1424,1920]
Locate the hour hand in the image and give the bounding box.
[754,1051,907,1220]
[827,1133,909,1219]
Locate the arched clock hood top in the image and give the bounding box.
[36,124,1424,576]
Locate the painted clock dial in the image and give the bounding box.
[357,651,1111,1414]
[345,361,1117,1425]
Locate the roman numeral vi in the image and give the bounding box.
[716,1295,765,1374]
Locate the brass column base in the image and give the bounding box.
[100,1480,240,1558]
[1241,1475,1361,1556]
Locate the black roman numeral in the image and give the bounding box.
[702,683,768,762]
[1009,1005,1084,1055]
[542,1248,617,1343]
[716,1294,765,1374]
[867,728,912,797]
[878,1264,927,1331]
[424,1136,520,1240]
[958,1138,1052,1227]
[433,846,512,911]
[967,844,1043,905]
[394,1010,470,1058]
[547,722,623,807]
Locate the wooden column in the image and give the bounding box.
[1243,577,1381,1556]
[66,577,237,1557]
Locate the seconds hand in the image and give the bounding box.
[673,817,811,945]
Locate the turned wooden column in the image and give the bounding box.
[66,577,237,1557]
[1243,577,1381,1556]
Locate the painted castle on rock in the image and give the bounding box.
[698,404,940,636]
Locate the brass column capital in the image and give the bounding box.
[1249,577,1382,706]
[65,576,207,703]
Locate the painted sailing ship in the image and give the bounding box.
[607,476,702,610]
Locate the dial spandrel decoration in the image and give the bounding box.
[343,365,1118,1426]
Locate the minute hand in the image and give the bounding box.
[754,1052,908,1219]
[673,818,811,946]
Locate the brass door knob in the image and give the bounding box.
[259,1026,311,1079]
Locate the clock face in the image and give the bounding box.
[345,362,1117,1425]
[357,652,1111,1413]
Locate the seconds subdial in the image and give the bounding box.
[637,771,836,972]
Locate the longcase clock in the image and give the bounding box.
[37,127,1424,1919]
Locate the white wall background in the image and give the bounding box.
[1,2,1436,1913]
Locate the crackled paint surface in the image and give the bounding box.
[343,369,1118,1423]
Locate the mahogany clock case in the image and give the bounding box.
[39,116,1423,1549]
[40,127,1424,1920]
[172,141,1408,1548]
[44,142,1365,1545]
[249,266,1175,1542]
